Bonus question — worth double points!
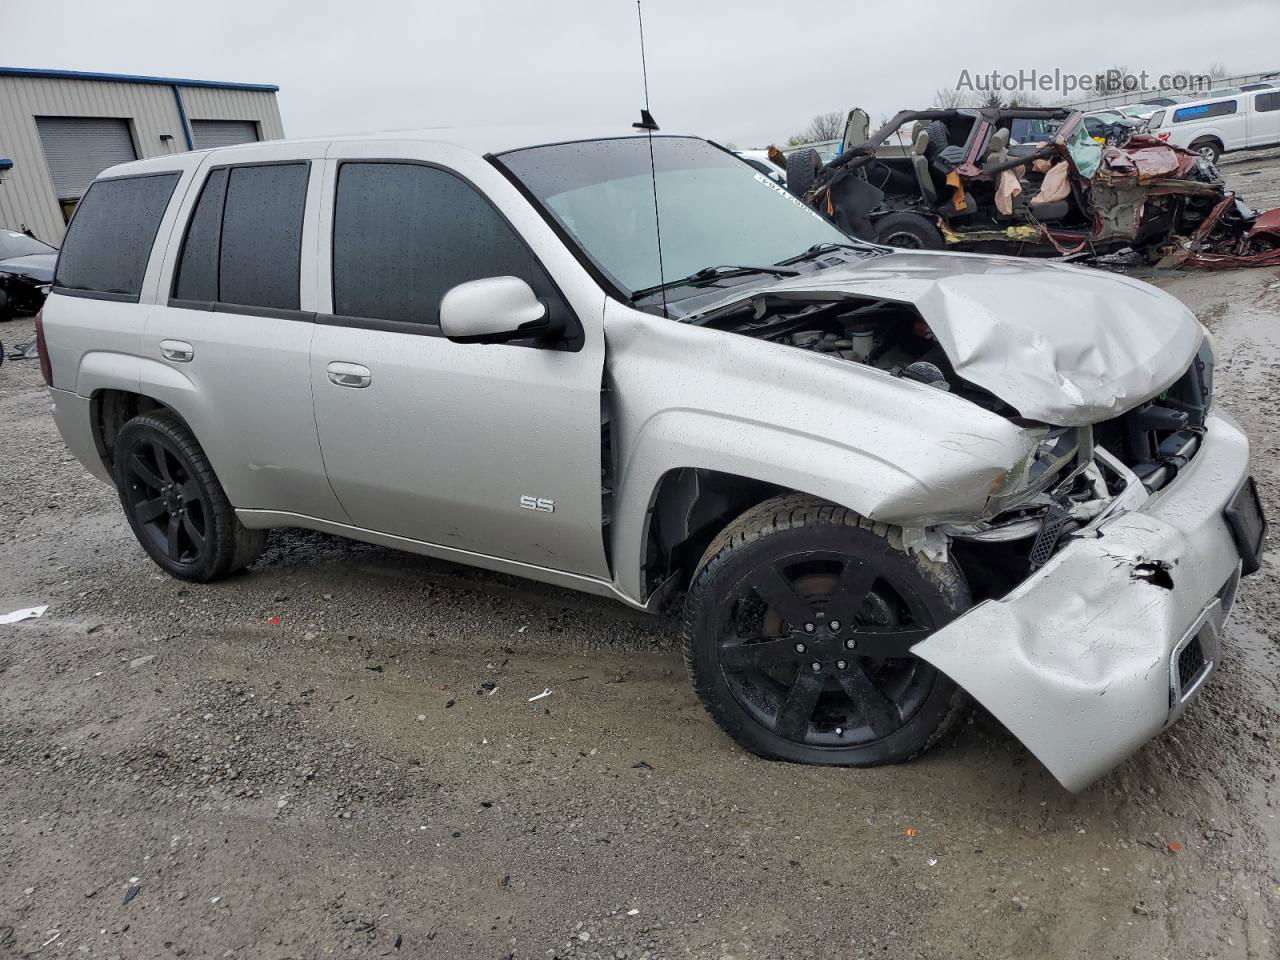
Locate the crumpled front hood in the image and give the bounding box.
[693,250,1205,426]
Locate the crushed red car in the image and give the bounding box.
[781,107,1280,268]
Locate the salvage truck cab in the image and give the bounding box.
[39,130,1266,791]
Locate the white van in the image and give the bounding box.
[1149,89,1280,163]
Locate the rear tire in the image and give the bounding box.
[112,410,266,582]
[873,211,945,250]
[786,148,821,198]
[1189,137,1221,164]
[682,495,971,767]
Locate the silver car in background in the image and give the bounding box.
[38,129,1265,791]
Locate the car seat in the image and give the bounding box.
[911,130,939,205]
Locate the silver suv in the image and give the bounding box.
[39,131,1266,791]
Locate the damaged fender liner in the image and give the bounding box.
[910,410,1249,791]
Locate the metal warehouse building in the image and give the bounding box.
[0,67,284,244]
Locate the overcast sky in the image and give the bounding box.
[10,0,1280,147]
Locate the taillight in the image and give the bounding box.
[1158,132,1170,141]
[33,307,53,386]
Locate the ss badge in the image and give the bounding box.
[519,495,555,513]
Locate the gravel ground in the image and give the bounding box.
[2,163,1280,959]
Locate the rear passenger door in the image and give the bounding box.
[144,148,348,521]
[1250,92,1280,147]
[308,143,609,578]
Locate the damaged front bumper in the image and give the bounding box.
[914,409,1260,791]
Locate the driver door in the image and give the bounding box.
[308,143,610,578]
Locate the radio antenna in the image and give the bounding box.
[633,0,667,319]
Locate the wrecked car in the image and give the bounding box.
[787,106,1280,267]
[0,228,57,321]
[42,131,1266,792]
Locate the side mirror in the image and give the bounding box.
[440,276,559,345]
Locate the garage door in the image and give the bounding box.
[191,120,259,150]
[35,117,138,201]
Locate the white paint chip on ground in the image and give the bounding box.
[0,605,49,624]
[528,688,552,702]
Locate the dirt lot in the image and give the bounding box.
[2,164,1280,960]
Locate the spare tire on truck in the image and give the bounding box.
[786,148,821,199]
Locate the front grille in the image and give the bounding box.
[1093,348,1212,493]
[1177,637,1207,694]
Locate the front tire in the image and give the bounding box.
[112,410,266,582]
[683,495,970,767]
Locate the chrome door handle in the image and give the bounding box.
[160,339,194,363]
[326,361,372,388]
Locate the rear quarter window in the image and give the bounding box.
[53,173,180,300]
[1257,92,1280,113]
[1173,100,1237,122]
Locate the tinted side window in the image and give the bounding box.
[1173,100,1237,122]
[54,173,179,299]
[332,162,550,325]
[173,168,228,302]
[219,163,308,310]
[1257,92,1280,113]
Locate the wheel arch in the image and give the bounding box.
[1187,133,1224,152]
[610,408,955,606]
[89,387,195,476]
[636,467,790,602]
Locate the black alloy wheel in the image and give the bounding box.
[684,495,971,766]
[121,432,209,568]
[112,410,266,582]
[716,559,937,749]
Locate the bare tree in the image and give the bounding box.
[1207,61,1230,80]
[931,87,965,109]
[789,111,844,145]
[1006,91,1043,108]
[977,90,1004,110]
[1094,64,1133,96]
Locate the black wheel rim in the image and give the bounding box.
[122,436,208,566]
[881,231,924,249]
[715,551,937,749]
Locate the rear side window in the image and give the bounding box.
[172,162,308,311]
[173,168,227,302]
[332,162,552,326]
[1257,92,1280,113]
[1173,100,1237,122]
[54,173,179,300]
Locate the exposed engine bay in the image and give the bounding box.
[699,293,1016,416]
[699,291,1214,588]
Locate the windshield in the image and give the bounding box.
[0,229,55,260]
[497,136,854,301]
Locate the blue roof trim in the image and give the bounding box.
[0,66,279,93]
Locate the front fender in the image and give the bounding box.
[604,301,1038,603]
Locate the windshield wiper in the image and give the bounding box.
[775,240,888,265]
[628,263,800,302]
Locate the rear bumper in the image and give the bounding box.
[914,409,1253,791]
[50,387,112,484]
